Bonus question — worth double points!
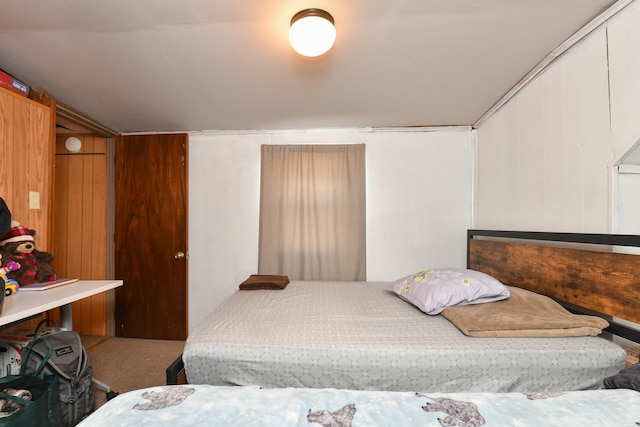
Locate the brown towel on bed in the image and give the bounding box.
[239,274,290,290]
[441,286,609,337]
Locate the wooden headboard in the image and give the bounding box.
[467,230,640,343]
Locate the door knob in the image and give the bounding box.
[174,251,186,260]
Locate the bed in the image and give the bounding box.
[80,384,640,426]
[180,230,639,392]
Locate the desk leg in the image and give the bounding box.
[60,303,73,330]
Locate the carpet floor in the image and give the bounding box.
[81,335,185,409]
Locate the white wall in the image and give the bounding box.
[608,1,640,237]
[617,166,640,234]
[475,1,640,233]
[186,1,640,333]
[609,1,640,153]
[188,129,473,331]
[474,2,640,345]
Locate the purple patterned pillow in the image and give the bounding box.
[384,268,510,315]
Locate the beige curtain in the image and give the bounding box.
[258,144,366,281]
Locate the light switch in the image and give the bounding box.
[29,191,40,209]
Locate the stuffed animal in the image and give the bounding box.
[0,221,57,285]
[0,253,20,297]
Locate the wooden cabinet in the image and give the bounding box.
[0,86,55,251]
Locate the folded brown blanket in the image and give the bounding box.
[441,286,609,337]
[239,274,290,290]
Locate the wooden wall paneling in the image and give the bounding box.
[53,148,69,264]
[49,148,71,327]
[65,150,85,328]
[54,134,108,335]
[78,143,93,333]
[89,136,107,335]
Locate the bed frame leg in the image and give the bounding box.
[166,354,187,385]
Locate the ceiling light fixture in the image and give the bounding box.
[289,8,336,57]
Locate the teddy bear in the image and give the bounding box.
[0,220,57,286]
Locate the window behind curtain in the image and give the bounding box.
[258,144,366,281]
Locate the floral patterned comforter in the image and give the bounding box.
[79,384,640,426]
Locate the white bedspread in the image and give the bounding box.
[183,281,625,392]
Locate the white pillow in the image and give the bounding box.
[384,268,510,315]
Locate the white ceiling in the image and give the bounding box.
[0,0,618,134]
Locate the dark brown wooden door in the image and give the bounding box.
[114,134,188,340]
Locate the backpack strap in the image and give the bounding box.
[33,318,61,336]
[19,337,53,377]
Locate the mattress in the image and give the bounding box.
[183,281,626,392]
[79,384,640,427]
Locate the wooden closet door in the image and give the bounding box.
[114,134,188,340]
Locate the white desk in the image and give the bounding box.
[0,279,123,394]
[0,280,123,329]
